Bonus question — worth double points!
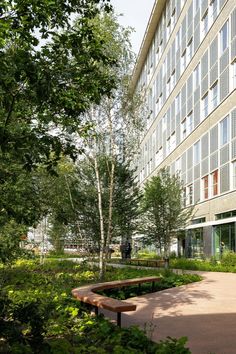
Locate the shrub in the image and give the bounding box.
[221,251,236,267]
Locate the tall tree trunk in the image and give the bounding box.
[105,107,115,261]
[94,156,106,279]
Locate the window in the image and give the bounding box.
[194,141,200,165]
[171,9,176,29]
[181,50,187,72]
[170,132,176,152]
[162,114,167,132]
[181,118,187,140]
[202,175,209,199]
[231,61,236,90]
[166,78,171,96]
[163,58,167,75]
[202,93,209,119]
[220,21,228,54]
[188,184,193,205]
[193,63,200,89]
[183,187,187,207]
[220,116,229,146]
[187,111,193,135]
[175,158,181,173]
[175,93,180,113]
[211,170,218,196]
[210,81,218,110]
[171,70,176,91]
[167,19,171,39]
[193,0,200,16]
[210,0,218,22]
[176,29,180,49]
[167,137,171,155]
[232,161,236,189]
[156,148,163,166]
[187,39,193,64]
[202,11,209,38]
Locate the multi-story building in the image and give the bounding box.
[132,0,236,258]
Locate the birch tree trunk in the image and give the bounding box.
[94,156,106,279]
[105,106,115,261]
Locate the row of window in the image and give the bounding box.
[139,0,226,121]
[140,108,236,205]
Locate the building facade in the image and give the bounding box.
[133,0,236,258]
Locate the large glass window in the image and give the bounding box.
[220,116,229,146]
[187,228,204,258]
[213,223,236,259]
[211,169,218,196]
[220,21,228,54]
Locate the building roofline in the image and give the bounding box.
[130,0,166,92]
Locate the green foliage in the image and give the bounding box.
[0,259,193,353]
[0,1,123,262]
[169,257,236,272]
[221,251,236,267]
[141,168,194,256]
[74,157,141,248]
[137,249,161,259]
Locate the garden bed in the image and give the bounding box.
[0,259,195,353]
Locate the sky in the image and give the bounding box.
[110,0,156,54]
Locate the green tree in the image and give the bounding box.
[141,168,194,259]
[0,1,121,262]
[75,157,141,256]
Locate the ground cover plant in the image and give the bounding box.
[169,253,236,272]
[97,270,201,300]
[0,259,195,353]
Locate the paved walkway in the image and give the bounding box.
[102,271,236,354]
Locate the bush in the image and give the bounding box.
[0,259,193,353]
[221,251,236,267]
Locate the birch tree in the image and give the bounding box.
[79,13,144,278]
[141,168,194,259]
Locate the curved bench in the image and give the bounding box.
[72,276,161,326]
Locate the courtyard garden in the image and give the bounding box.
[0,258,200,353]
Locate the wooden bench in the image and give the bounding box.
[72,276,161,326]
[124,259,165,268]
